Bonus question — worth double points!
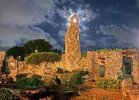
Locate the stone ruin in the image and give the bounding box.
[0,14,139,85]
[0,51,6,73]
[86,50,139,83]
[8,56,57,79]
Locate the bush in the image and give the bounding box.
[0,88,17,100]
[25,52,61,65]
[16,75,45,89]
[68,71,88,87]
[16,74,27,81]
[61,71,88,87]
[96,48,123,52]
[96,79,122,89]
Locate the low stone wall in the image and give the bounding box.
[8,56,61,79]
[8,55,89,79]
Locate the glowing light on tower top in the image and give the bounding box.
[69,13,79,24]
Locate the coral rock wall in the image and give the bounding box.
[86,50,139,84]
[8,56,59,79]
[0,49,139,84]
[0,51,6,73]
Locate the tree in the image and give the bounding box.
[7,39,62,59]
[52,49,62,54]
[6,46,24,60]
[23,39,53,56]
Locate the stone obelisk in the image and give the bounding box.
[65,14,81,71]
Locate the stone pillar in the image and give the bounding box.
[8,56,18,78]
[65,14,81,71]
[0,51,6,73]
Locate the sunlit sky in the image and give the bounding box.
[0,0,139,52]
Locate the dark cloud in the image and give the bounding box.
[0,0,62,49]
[136,0,139,8]
[100,24,138,48]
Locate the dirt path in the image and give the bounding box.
[72,88,130,100]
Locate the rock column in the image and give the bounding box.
[65,14,81,71]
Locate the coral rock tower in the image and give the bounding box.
[65,14,81,71]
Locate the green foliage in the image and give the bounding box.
[16,75,45,89]
[16,74,27,80]
[68,71,88,87]
[52,49,62,54]
[96,48,123,52]
[6,46,24,60]
[96,79,122,89]
[95,48,136,52]
[25,52,61,65]
[42,71,88,93]
[7,39,62,59]
[23,39,53,56]
[62,71,88,87]
[0,88,17,100]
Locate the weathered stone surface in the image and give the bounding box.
[65,14,81,71]
[122,78,133,87]
[122,78,133,97]
[0,51,5,61]
[0,51,6,73]
[122,78,139,100]
[130,91,139,100]
[86,50,139,83]
[8,57,58,79]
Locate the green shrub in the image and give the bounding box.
[0,88,17,100]
[96,79,122,89]
[96,48,123,52]
[68,71,88,87]
[16,74,27,80]
[42,71,88,92]
[61,71,88,87]
[25,52,61,65]
[16,75,45,89]
[96,79,109,89]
